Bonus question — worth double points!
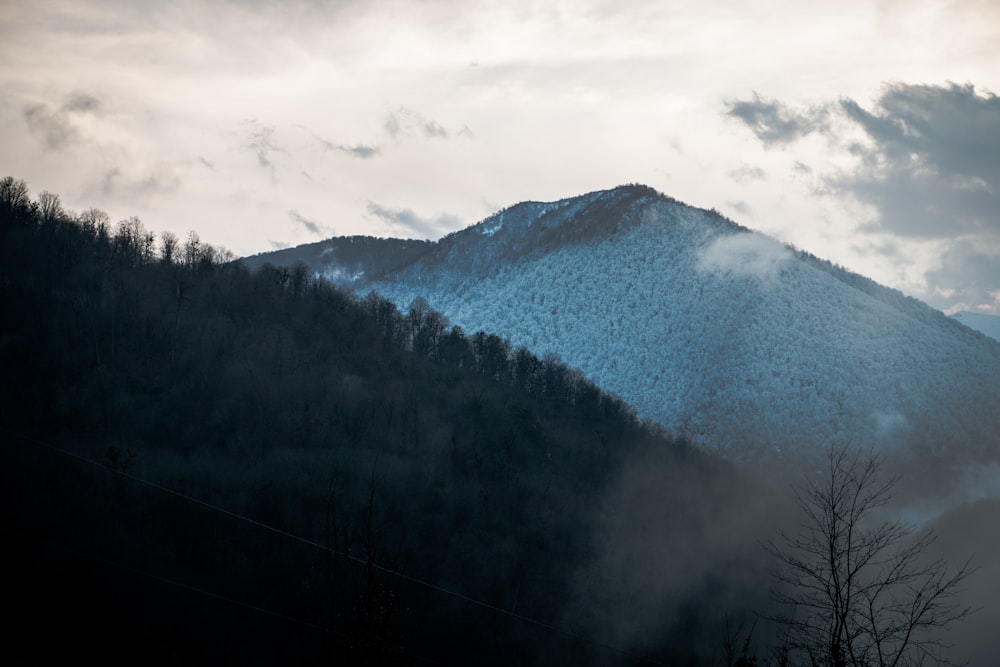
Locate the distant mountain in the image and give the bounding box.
[242,235,432,282]
[250,185,1000,500]
[951,310,1000,342]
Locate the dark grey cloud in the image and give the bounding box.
[832,83,1000,239]
[243,121,282,181]
[314,135,380,159]
[924,240,1000,313]
[99,166,181,200]
[724,92,829,145]
[288,209,331,236]
[422,119,448,139]
[728,165,767,183]
[62,92,101,113]
[341,143,379,158]
[24,104,75,150]
[728,82,1000,312]
[383,107,463,141]
[366,201,462,239]
[850,237,904,261]
[22,91,103,150]
[731,83,1000,240]
[726,200,752,216]
[102,169,117,195]
[384,112,402,139]
[298,125,380,159]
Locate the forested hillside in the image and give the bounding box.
[270,185,1000,510]
[0,177,782,665]
[242,235,433,284]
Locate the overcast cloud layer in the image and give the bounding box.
[2,0,999,313]
[725,82,1000,313]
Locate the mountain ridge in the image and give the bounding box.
[249,184,965,337]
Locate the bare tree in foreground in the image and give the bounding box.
[767,447,975,667]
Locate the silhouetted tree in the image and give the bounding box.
[473,331,509,381]
[38,190,64,224]
[0,176,31,221]
[767,447,975,667]
[160,230,179,264]
[113,216,155,266]
[183,230,202,268]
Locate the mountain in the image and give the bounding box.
[951,310,1000,342]
[242,235,432,283]
[249,184,1000,504]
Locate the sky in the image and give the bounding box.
[2,0,999,315]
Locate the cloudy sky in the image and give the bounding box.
[2,0,999,314]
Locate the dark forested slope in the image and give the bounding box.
[0,177,779,665]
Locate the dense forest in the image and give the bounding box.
[0,177,784,665]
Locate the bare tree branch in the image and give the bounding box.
[766,446,976,667]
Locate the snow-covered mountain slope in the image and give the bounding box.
[249,185,1000,483]
[951,311,1000,342]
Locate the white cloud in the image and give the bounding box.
[696,232,792,283]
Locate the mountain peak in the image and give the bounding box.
[462,183,707,260]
